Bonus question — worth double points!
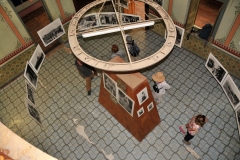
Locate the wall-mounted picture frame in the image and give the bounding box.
[205,53,228,85]
[117,88,134,116]
[153,0,164,7]
[29,44,45,73]
[121,13,140,23]
[25,80,35,105]
[147,102,154,112]
[103,72,117,98]
[78,13,99,31]
[222,75,240,110]
[25,99,41,124]
[137,107,144,117]
[24,61,38,89]
[120,0,129,9]
[235,107,240,137]
[37,18,65,47]
[99,12,118,26]
[137,87,149,105]
[164,25,185,48]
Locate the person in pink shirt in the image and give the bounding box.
[183,114,208,145]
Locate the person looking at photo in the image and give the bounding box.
[75,59,98,95]
[183,114,208,145]
[111,44,126,60]
[126,35,140,61]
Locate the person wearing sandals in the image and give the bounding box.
[183,114,208,145]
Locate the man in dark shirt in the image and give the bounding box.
[75,59,97,95]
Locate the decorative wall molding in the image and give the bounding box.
[213,40,240,58]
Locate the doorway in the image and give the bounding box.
[10,0,60,53]
[194,0,223,28]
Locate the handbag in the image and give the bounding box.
[179,125,187,134]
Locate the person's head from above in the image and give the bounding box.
[195,114,207,127]
[112,44,119,53]
[152,72,165,83]
[76,58,83,65]
[126,35,133,44]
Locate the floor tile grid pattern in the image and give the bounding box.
[0,31,240,160]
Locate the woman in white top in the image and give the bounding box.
[152,72,171,104]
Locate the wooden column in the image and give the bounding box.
[98,56,161,142]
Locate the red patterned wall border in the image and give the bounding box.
[213,40,240,58]
[0,41,34,66]
[174,21,184,28]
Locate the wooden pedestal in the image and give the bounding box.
[98,56,161,142]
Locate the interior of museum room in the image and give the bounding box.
[0,0,240,160]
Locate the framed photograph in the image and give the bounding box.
[29,44,45,73]
[137,87,149,105]
[222,75,240,110]
[24,61,38,89]
[147,102,154,112]
[37,18,65,47]
[153,0,164,7]
[99,12,118,26]
[235,107,240,136]
[25,80,35,105]
[25,99,41,124]
[175,25,185,48]
[117,88,134,116]
[137,107,144,117]
[78,13,99,31]
[120,0,129,9]
[103,73,117,97]
[205,53,228,85]
[121,13,140,23]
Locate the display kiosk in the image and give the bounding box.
[98,56,161,141]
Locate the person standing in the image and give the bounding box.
[183,114,208,145]
[152,72,171,104]
[75,59,97,95]
[126,35,140,61]
[111,44,126,60]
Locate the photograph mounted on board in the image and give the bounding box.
[25,80,35,105]
[222,75,240,110]
[78,13,99,31]
[37,18,65,47]
[121,13,140,24]
[99,12,118,26]
[103,72,117,98]
[205,53,228,85]
[164,25,185,48]
[24,61,38,89]
[25,99,41,124]
[137,87,149,105]
[147,102,154,112]
[117,88,134,116]
[29,44,45,73]
[137,107,144,117]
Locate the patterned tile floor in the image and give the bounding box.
[0,30,240,160]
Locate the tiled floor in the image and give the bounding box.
[0,29,240,160]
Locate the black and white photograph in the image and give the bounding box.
[121,13,140,23]
[29,44,45,73]
[147,102,154,112]
[78,13,99,31]
[25,99,41,124]
[120,0,129,9]
[137,107,144,117]
[137,87,149,105]
[236,107,240,136]
[37,18,65,47]
[153,0,164,6]
[117,88,134,116]
[99,12,118,26]
[24,61,38,89]
[25,80,35,105]
[222,75,240,110]
[164,25,185,48]
[205,53,228,85]
[103,73,117,97]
